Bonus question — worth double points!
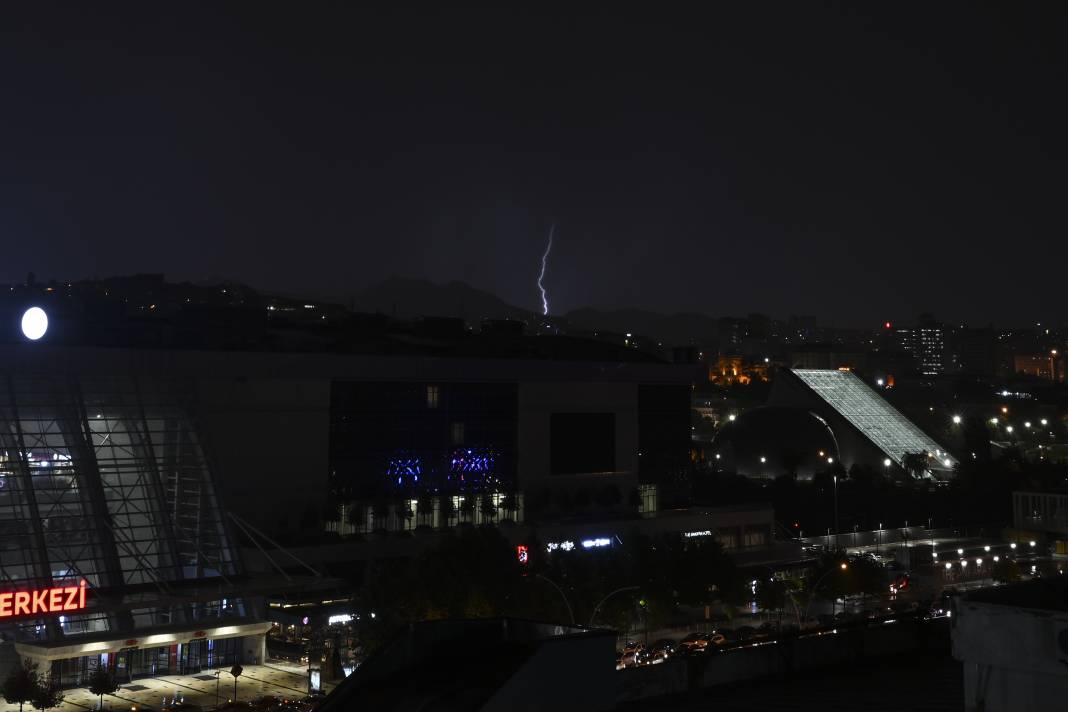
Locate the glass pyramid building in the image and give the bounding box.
[789,369,957,472]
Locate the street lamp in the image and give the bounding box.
[589,586,640,627]
[534,573,575,625]
[952,415,961,424]
[1010,543,1017,550]
[832,474,839,551]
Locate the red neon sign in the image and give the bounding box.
[516,545,529,565]
[0,580,87,618]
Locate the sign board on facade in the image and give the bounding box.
[0,581,87,618]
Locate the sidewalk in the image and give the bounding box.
[0,664,336,712]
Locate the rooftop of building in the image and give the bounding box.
[962,577,1068,613]
[0,275,672,365]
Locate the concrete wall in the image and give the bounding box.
[518,381,639,494]
[194,377,331,534]
[618,618,949,703]
[953,597,1068,711]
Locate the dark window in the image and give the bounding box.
[551,413,615,475]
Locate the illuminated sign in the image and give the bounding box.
[546,540,575,553]
[0,581,87,618]
[581,537,611,549]
[516,545,529,565]
[683,530,712,539]
[328,614,353,625]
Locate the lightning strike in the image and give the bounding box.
[537,224,554,316]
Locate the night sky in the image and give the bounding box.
[2,4,1066,326]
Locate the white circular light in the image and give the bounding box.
[21,307,48,340]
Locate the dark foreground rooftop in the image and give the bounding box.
[621,648,962,712]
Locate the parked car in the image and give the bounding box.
[677,632,708,653]
[647,639,675,663]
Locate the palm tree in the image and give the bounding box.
[901,452,928,479]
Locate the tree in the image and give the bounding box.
[439,496,455,528]
[29,684,62,712]
[371,500,390,531]
[416,493,434,527]
[499,492,519,522]
[962,416,992,463]
[992,558,1021,584]
[901,452,928,480]
[458,495,476,523]
[87,668,118,710]
[345,502,364,531]
[479,493,497,524]
[394,502,414,530]
[2,661,38,712]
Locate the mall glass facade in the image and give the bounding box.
[50,637,243,687]
[0,375,243,650]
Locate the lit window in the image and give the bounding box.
[451,421,465,445]
[426,385,440,409]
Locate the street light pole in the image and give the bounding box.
[833,474,840,551]
[589,586,640,628]
[535,573,575,625]
[803,562,848,624]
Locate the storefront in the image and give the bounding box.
[17,621,272,689]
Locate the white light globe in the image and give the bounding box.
[21,307,48,340]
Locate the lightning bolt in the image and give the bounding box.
[537,224,554,316]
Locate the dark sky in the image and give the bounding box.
[1,3,1065,326]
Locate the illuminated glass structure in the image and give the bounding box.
[0,377,256,685]
[789,369,957,472]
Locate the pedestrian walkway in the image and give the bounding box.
[0,664,336,712]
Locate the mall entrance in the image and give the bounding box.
[50,637,245,687]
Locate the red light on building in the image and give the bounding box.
[516,545,529,565]
[0,580,87,618]
[884,321,892,329]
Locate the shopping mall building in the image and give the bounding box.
[0,286,782,686]
[0,366,289,686]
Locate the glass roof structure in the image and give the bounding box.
[790,369,957,471]
[0,377,240,643]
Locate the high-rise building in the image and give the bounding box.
[890,314,946,376]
